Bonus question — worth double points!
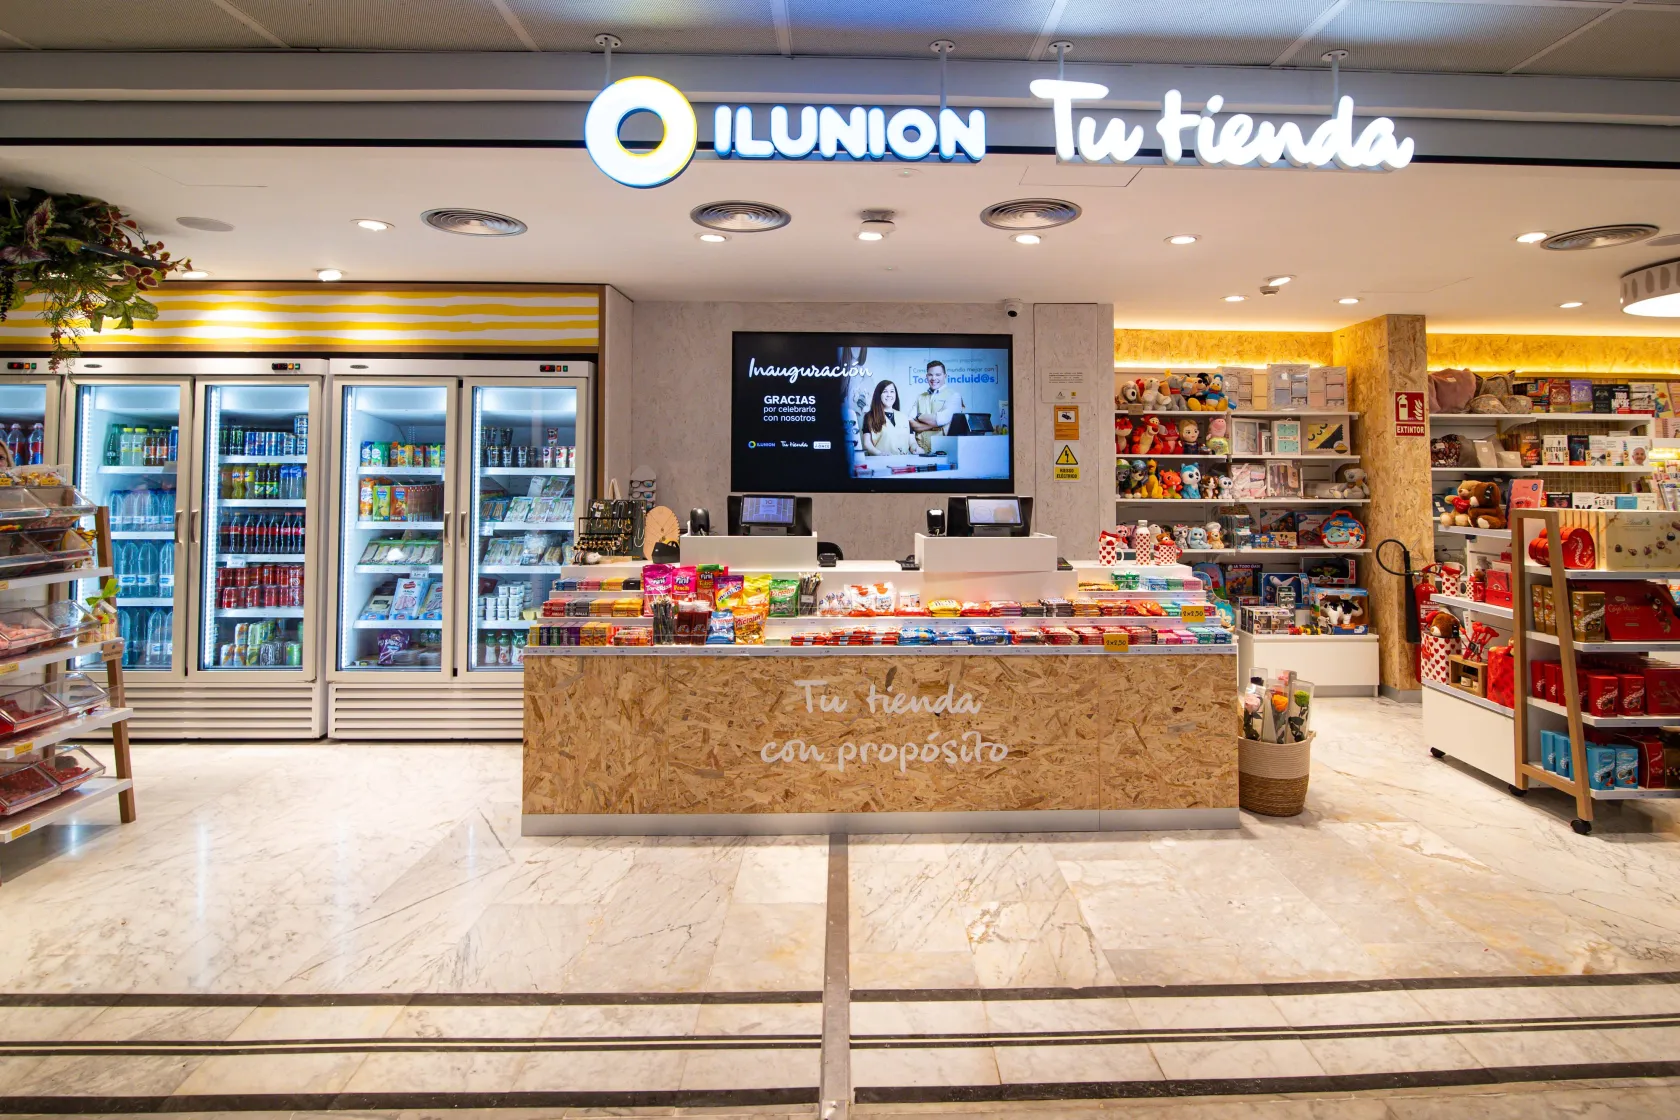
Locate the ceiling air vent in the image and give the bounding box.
[1540,224,1658,251]
[979,198,1082,231]
[421,208,528,236]
[690,201,792,233]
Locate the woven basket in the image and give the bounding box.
[1238,732,1314,817]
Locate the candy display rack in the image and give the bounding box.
[0,484,134,880]
[1508,507,1680,835]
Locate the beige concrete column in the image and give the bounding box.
[1334,315,1431,695]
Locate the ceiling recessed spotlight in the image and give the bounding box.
[1012,233,1043,245]
[177,216,234,232]
[1515,232,1549,244]
[354,219,392,231]
[1222,294,1246,303]
[1337,297,1361,305]
[857,211,896,241]
[179,270,210,280]
[316,268,344,282]
[1166,234,1199,246]
[1265,275,1294,286]
[697,232,729,243]
[1559,300,1584,309]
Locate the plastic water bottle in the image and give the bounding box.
[117,542,137,597]
[109,489,127,532]
[158,543,174,595]
[119,609,136,666]
[136,541,157,597]
[146,610,167,667]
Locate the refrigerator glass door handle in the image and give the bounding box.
[442,510,451,546]
[459,510,468,540]
[190,510,200,544]
[174,509,185,546]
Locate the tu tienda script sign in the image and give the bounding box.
[757,678,1009,773]
[583,76,1414,187]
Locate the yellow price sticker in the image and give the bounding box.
[1103,630,1130,653]
[1180,604,1207,624]
[0,581,10,591]
[8,823,30,841]
[0,663,17,677]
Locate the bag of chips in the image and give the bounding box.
[769,578,800,618]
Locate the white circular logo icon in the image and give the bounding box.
[584,76,698,189]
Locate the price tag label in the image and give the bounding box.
[8,823,30,841]
[225,558,247,569]
[0,662,18,677]
[1180,604,1207,623]
[103,640,124,658]
[0,580,10,591]
[1103,630,1130,653]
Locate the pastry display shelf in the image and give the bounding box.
[1437,525,1512,540]
[355,563,444,575]
[1527,629,1680,654]
[358,465,444,477]
[222,499,306,508]
[541,615,1225,629]
[483,467,575,477]
[1,778,132,844]
[0,706,135,760]
[0,638,119,678]
[355,519,444,531]
[1423,678,1512,718]
[215,607,304,619]
[481,521,575,532]
[479,564,566,575]
[1523,565,1680,581]
[526,644,1235,658]
[98,464,175,475]
[224,454,307,464]
[1434,466,1652,474]
[0,565,109,593]
[352,618,442,629]
[1430,593,1514,620]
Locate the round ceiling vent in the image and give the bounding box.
[177,216,235,232]
[421,208,528,237]
[979,198,1082,231]
[690,201,791,233]
[1540,224,1658,251]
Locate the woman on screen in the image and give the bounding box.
[859,380,913,456]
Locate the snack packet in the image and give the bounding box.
[707,610,736,644]
[641,563,676,602]
[742,573,772,614]
[869,581,896,615]
[714,573,746,612]
[697,564,727,604]
[673,566,698,598]
[895,589,924,615]
[769,578,800,618]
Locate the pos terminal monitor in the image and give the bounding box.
[727,494,813,537]
[947,495,1032,538]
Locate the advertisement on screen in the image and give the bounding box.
[732,332,1013,494]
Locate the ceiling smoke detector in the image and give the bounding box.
[1540,224,1658,252]
[979,198,1082,231]
[691,201,792,233]
[177,216,235,232]
[421,208,528,237]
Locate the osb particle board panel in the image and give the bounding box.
[1429,334,1680,374]
[523,652,1235,817]
[1114,329,1333,369]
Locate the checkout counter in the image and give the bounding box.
[522,497,1238,835]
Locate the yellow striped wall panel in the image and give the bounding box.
[1113,328,1334,368]
[0,284,600,353]
[1428,333,1680,374]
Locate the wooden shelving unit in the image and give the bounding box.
[1509,507,1680,835]
[0,502,135,873]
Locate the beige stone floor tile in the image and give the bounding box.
[1127,994,1288,1030]
[340,1049,534,1093]
[990,1040,1164,1084]
[226,1002,404,1041]
[678,1047,820,1089]
[1147,1037,1327,1081]
[170,1050,371,1095]
[1103,945,1260,986]
[1270,988,1435,1027]
[509,1046,687,1091]
[704,902,826,992]
[982,996,1139,1034]
[851,952,981,990]
[851,999,991,1037]
[380,1003,554,1038]
[692,1000,823,1037]
[1301,1031,1483,1075]
[1452,1025,1644,1068]
[852,1044,1000,1087]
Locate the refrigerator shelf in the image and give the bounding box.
[483,467,576,478]
[479,564,565,575]
[216,607,305,619]
[353,618,442,630]
[224,455,306,464]
[116,597,172,607]
[356,563,443,574]
[110,531,172,541]
[358,466,445,477]
[98,465,175,475]
[479,619,536,629]
[219,553,302,564]
[355,519,445,531]
[481,520,575,532]
[223,499,306,509]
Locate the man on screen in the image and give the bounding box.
[910,360,966,454]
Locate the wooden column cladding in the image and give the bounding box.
[1335,314,1431,694]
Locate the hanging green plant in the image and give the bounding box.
[0,188,193,370]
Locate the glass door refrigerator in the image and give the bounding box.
[196,378,321,677]
[70,377,192,678]
[462,375,588,674]
[330,379,457,680]
[0,361,60,467]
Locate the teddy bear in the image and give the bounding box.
[1440,484,1472,527]
[1204,414,1230,455]
[1159,467,1183,498]
[1172,523,1193,548]
[1201,472,1221,500]
[1139,376,1168,411]
[1130,415,1161,455]
[1177,417,1203,454]
[1464,479,1507,530]
[1334,464,1369,499]
[1180,462,1202,499]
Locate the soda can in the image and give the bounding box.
[285,641,302,666]
[294,414,308,437]
[219,643,235,667]
[234,622,249,648]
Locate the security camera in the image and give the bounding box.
[1259,285,1281,296]
[1001,298,1026,318]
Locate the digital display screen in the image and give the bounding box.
[733,331,1013,494]
[965,497,1022,526]
[740,495,795,525]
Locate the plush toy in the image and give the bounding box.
[1334,465,1369,499]
[1126,458,1149,496]
[1115,414,1134,455]
[1177,417,1203,454]
[1204,372,1228,411]
[1204,415,1229,456]
[1116,379,1142,409]
[1184,372,1212,410]
[1440,487,1472,527]
[1180,462,1202,499]
[1143,460,1165,499]
[1204,521,1226,549]
[1211,473,1232,500]
[1165,373,1187,410]
[1172,522,1193,548]
[1156,418,1183,454]
[1464,479,1507,530]
[1135,414,1162,453]
[1159,467,1183,498]
[1116,458,1135,494]
[1187,525,1210,549]
[1427,610,1460,641]
[1139,376,1168,411]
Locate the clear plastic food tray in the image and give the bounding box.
[0,680,71,736]
[0,761,58,815]
[0,532,49,574]
[0,465,71,488]
[0,489,50,530]
[39,745,104,793]
[44,673,107,720]
[0,600,97,657]
[22,486,97,529]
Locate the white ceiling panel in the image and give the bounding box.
[1526,9,1680,78]
[231,0,528,51]
[1056,0,1336,65]
[784,0,1050,59]
[506,0,782,54]
[1303,1,1601,74]
[0,0,272,49]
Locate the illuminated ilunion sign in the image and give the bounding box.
[581,75,1413,188]
[584,75,984,188]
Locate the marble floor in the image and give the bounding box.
[1,698,1679,1116]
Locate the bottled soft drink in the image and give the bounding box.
[146,609,167,667]
[104,424,121,466]
[136,541,157,597]
[168,425,178,464]
[5,423,22,466]
[158,542,174,595]
[24,423,40,465]
[222,513,239,554]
